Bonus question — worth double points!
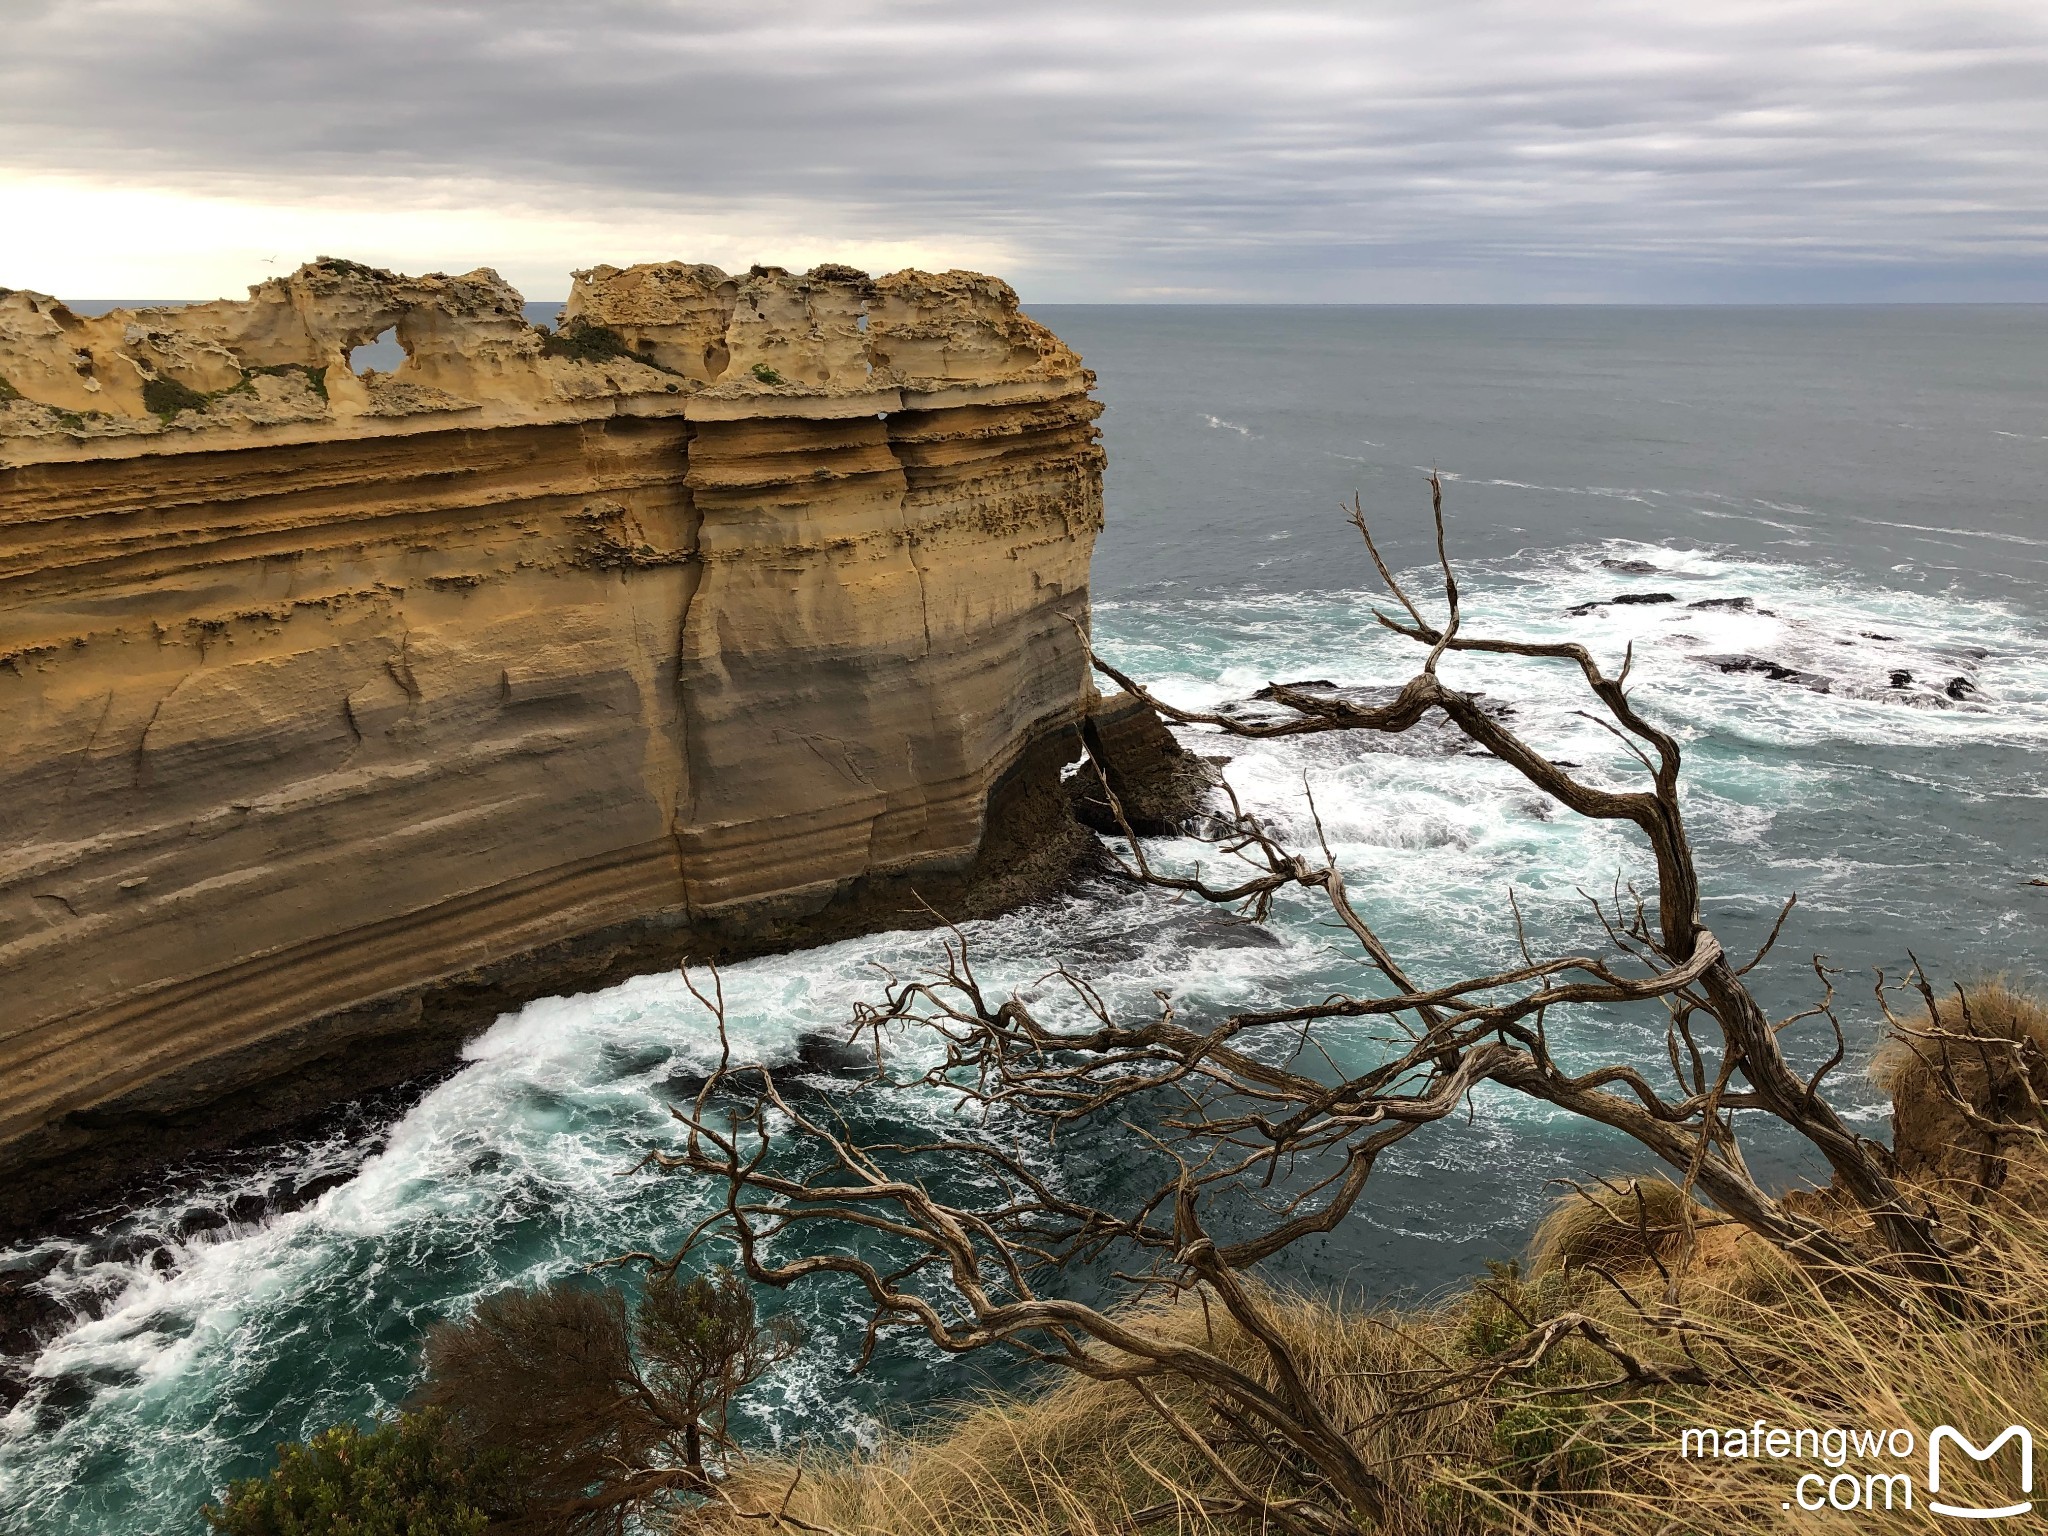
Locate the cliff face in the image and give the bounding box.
[0,259,1106,1226]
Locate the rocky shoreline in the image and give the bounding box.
[0,689,1212,1404]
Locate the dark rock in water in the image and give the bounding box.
[99,1228,169,1264]
[1252,679,1338,699]
[291,1169,356,1207]
[1863,632,1899,642]
[1601,558,1660,574]
[0,1255,72,1408]
[1569,592,1676,614]
[226,1191,269,1227]
[159,1187,278,1241]
[1065,906,1287,969]
[1698,655,1831,693]
[1688,597,1755,613]
[1890,670,1914,688]
[1946,676,1978,701]
[1180,915,1285,952]
[660,1066,710,1099]
[659,1032,872,1100]
[795,1032,873,1077]
[176,1206,229,1240]
[158,1168,361,1246]
[1071,693,1220,837]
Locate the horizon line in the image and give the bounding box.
[50,297,2048,310]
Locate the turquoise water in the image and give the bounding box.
[5,307,2047,1534]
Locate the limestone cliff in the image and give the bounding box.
[0,259,1110,1227]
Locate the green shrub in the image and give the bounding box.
[1491,1396,1598,1491]
[748,362,785,385]
[202,1408,501,1535]
[143,375,210,421]
[538,318,633,365]
[414,1267,801,1532]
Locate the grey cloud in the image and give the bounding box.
[4,0,2045,298]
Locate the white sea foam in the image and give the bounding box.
[7,539,2046,1531]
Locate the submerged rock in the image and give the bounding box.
[1698,654,1833,693]
[1180,915,1286,952]
[1251,679,1339,698]
[660,1030,876,1099]
[794,1033,875,1078]
[1687,596,1755,613]
[1568,592,1676,614]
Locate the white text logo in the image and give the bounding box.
[1928,1425,2032,1521]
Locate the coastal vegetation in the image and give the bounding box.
[140,375,211,421]
[695,1182,2048,1535]
[207,487,2044,1533]
[208,1270,799,1534]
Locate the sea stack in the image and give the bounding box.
[0,258,1114,1226]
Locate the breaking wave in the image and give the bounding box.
[5,539,2047,1533]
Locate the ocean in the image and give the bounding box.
[4,305,2046,1532]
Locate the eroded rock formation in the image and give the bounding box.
[0,259,1117,1227]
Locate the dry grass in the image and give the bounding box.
[1873,979,2048,1115]
[1875,981,2048,1212]
[1528,1176,1709,1275]
[686,988,2048,1536]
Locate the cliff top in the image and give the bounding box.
[0,258,1089,456]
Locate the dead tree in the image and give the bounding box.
[639,479,1968,1530]
[1062,476,1960,1301]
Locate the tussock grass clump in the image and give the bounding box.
[1875,981,2048,1209]
[1529,1177,1710,1276]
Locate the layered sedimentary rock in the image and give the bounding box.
[0,258,1111,1226]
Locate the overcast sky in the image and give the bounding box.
[4,0,2045,302]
